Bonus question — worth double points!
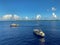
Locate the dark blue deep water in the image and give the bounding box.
[0,21,60,45]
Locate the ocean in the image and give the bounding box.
[0,21,60,45]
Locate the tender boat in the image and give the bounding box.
[33,29,45,37]
[10,23,19,27]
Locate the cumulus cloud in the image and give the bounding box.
[52,12,57,18]
[2,14,12,20]
[52,7,56,11]
[2,14,20,20]
[36,14,41,20]
[13,14,20,20]
[24,16,29,20]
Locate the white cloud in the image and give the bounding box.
[2,14,12,20]
[13,14,20,20]
[2,14,20,20]
[52,13,57,18]
[52,7,56,11]
[36,14,41,20]
[24,16,29,20]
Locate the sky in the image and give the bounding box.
[0,0,60,20]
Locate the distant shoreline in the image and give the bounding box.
[0,20,60,21]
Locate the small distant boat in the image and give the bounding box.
[10,23,19,27]
[33,29,45,38]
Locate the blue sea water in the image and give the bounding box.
[0,21,60,45]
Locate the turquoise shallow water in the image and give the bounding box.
[0,21,60,45]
